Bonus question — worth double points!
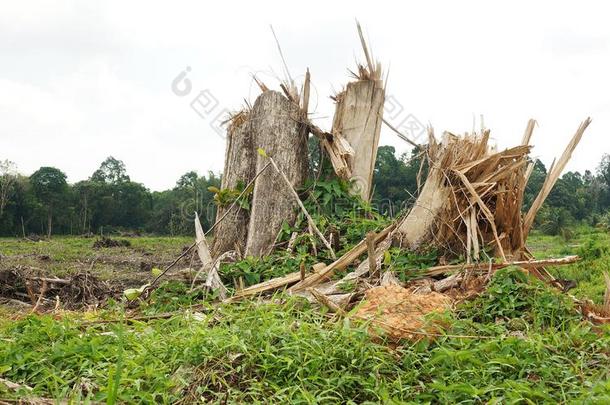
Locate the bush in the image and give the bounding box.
[458,267,579,327]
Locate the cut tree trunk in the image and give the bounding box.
[47,208,52,239]
[244,91,309,257]
[331,79,384,200]
[211,111,255,257]
[394,166,450,249]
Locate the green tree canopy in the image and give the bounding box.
[29,166,68,237]
[91,156,130,184]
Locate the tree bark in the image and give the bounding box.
[245,91,308,257]
[211,111,255,257]
[331,79,384,200]
[394,166,450,249]
[47,207,53,239]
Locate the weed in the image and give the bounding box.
[459,267,579,328]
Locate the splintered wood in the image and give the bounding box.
[307,21,385,201]
[211,111,253,257]
[224,118,589,303]
[395,118,591,263]
[202,23,595,328]
[212,90,309,259]
[331,78,384,200]
[354,285,452,341]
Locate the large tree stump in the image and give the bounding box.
[244,91,309,257]
[211,112,255,257]
[331,79,384,200]
[395,166,450,250]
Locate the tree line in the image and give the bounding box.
[0,157,220,237]
[1,148,610,237]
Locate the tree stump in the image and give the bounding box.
[211,112,255,257]
[245,91,309,257]
[332,79,384,200]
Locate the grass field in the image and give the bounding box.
[1,228,610,403]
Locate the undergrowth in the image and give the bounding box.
[219,179,391,288]
[3,181,610,403]
[2,269,610,403]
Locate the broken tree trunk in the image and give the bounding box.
[245,90,309,257]
[395,158,450,250]
[331,77,384,200]
[392,118,590,264]
[211,111,255,257]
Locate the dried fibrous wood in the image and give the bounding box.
[433,273,462,292]
[228,270,305,300]
[27,276,70,285]
[212,111,255,257]
[523,117,592,236]
[228,224,395,299]
[245,91,309,257]
[195,212,227,299]
[331,78,384,200]
[308,288,347,315]
[307,235,395,296]
[286,232,298,253]
[0,377,33,392]
[307,121,353,179]
[380,271,402,287]
[422,255,580,277]
[366,232,378,276]
[521,118,536,145]
[392,116,587,261]
[395,164,451,249]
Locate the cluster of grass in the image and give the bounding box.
[528,226,610,304]
[2,268,610,403]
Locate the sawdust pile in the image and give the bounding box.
[355,285,452,341]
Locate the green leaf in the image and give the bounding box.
[123,284,150,301]
[257,148,268,158]
[123,288,141,301]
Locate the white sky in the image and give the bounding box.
[1,1,608,191]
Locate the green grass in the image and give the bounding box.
[2,269,610,403]
[528,226,610,304]
[2,228,610,403]
[0,236,191,279]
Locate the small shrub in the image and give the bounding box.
[459,267,579,327]
[578,237,608,260]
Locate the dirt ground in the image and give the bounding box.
[0,235,196,309]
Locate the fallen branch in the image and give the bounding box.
[309,288,347,315]
[422,255,580,277]
[30,280,47,313]
[145,162,272,293]
[290,223,395,292]
[227,270,309,301]
[194,212,228,299]
[0,377,34,393]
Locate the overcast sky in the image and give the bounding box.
[1,1,608,191]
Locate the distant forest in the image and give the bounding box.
[2,144,610,237]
